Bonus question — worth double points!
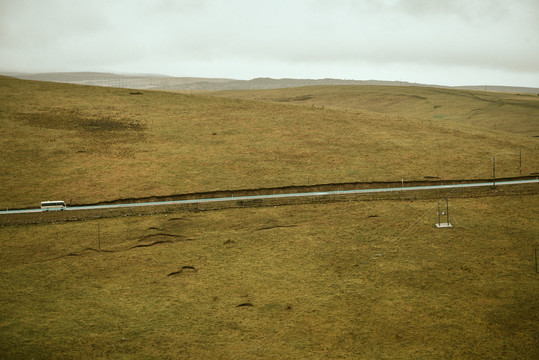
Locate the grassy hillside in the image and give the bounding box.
[1,76,538,208]
[1,75,538,359]
[210,85,539,136]
[1,195,538,358]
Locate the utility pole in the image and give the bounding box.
[519,148,522,175]
[492,157,496,187]
[446,198,450,224]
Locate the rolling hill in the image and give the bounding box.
[1,75,538,209]
[1,74,538,359]
[210,85,539,137]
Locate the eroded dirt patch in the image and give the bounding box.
[19,107,146,133]
[167,266,197,276]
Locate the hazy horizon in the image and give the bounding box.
[4,71,539,92]
[1,0,538,88]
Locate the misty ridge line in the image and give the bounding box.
[2,71,538,94]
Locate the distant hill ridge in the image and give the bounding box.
[2,71,538,93]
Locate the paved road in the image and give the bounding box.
[1,179,537,215]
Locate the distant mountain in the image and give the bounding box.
[0,72,432,90]
[455,85,539,94]
[3,72,233,90]
[2,71,538,93]
[165,77,441,91]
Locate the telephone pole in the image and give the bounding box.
[492,157,496,187]
[519,148,522,175]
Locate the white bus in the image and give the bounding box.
[41,201,66,210]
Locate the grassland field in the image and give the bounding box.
[1,76,538,359]
[210,85,539,136]
[1,76,538,209]
[0,195,538,359]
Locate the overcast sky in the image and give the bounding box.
[1,0,538,87]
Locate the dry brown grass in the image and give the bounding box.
[209,85,539,136]
[1,77,538,209]
[1,76,538,358]
[1,194,538,358]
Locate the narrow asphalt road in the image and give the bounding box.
[1,179,537,215]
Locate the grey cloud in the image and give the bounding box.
[0,0,537,86]
[393,0,507,21]
[149,0,206,13]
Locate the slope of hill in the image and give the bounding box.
[1,196,538,358]
[210,85,539,137]
[457,85,539,94]
[1,76,537,208]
